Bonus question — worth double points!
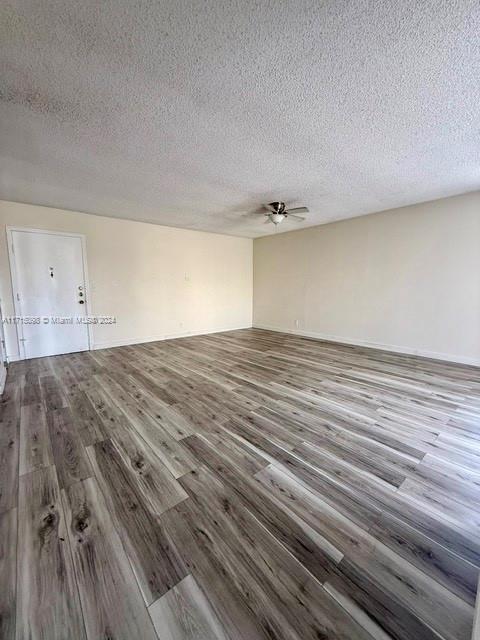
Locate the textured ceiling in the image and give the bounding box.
[1,1,479,238]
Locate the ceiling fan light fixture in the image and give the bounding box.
[269,213,285,225]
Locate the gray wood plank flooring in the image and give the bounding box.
[2,328,480,639]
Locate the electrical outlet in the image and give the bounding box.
[294,319,299,328]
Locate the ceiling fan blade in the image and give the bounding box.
[288,214,306,221]
[264,217,272,224]
[286,206,309,214]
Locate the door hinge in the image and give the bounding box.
[16,293,20,302]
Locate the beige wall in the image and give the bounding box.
[0,201,253,360]
[254,192,480,365]
[3,193,478,365]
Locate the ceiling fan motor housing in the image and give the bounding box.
[268,202,287,214]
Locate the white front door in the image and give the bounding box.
[10,229,90,359]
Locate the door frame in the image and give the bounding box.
[6,226,93,360]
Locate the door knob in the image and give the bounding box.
[78,300,85,304]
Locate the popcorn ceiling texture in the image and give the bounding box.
[1,0,479,238]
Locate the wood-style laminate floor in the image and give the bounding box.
[1,328,479,640]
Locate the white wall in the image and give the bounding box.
[0,201,253,360]
[254,192,480,365]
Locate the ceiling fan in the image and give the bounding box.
[260,202,309,225]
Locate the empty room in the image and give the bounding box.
[1,2,480,639]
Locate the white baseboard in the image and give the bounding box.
[92,325,252,351]
[253,323,480,367]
